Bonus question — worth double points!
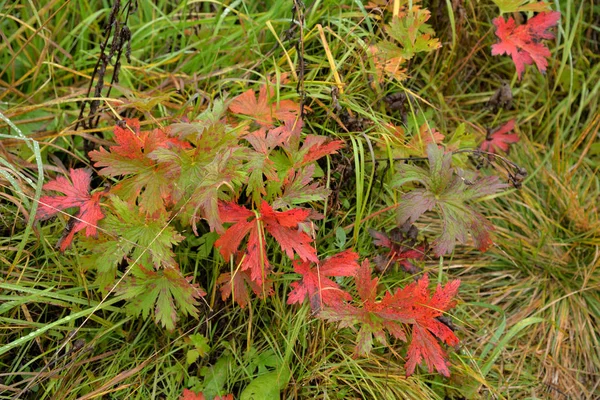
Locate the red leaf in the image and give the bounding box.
[389,274,460,376]
[217,269,273,308]
[320,262,460,377]
[90,119,190,170]
[287,250,360,311]
[491,11,560,79]
[180,389,205,400]
[319,260,409,356]
[214,201,317,284]
[406,325,451,377]
[260,201,317,262]
[229,84,299,127]
[36,168,105,251]
[180,389,234,400]
[271,118,303,147]
[480,119,519,154]
[300,138,345,165]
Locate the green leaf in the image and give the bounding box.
[385,7,441,60]
[187,349,201,366]
[335,227,347,248]
[117,166,172,215]
[491,0,551,14]
[104,196,184,268]
[118,265,204,331]
[445,123,478,159]
[89,237,129,292]
[246,348,281,375]
[200,353,233,400]
[239,368,290,400]
[187,333,211,365]
[183,149,247,234]
[245,148,279,203]
[272,165,330,209]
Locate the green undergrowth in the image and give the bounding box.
[1,0,599,399]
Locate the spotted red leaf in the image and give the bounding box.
[214,201,317,284]
[36,168,105,251]
[480,119,518,154]
[287,250,360,311]
[491,11,560,79]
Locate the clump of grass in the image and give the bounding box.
[461,135,600,397]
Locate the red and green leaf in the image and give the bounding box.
[272,164,331,209]
[393,144,507,255]
[89,119,190,214]
[184,149,248,234]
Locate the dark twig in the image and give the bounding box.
[291,0,306,119]
[75,0,136,158]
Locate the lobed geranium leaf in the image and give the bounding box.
[320,262,460,376]
[491,11,560,79]
[119,265,205,332]
[384,7,441,61]
[89,119,191,215]
[287,250,359,312]
[103,196,184,268]
[36,168,105,251]
[215,200,317,285]
[229,83,299,128]
[393,144,507,255]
